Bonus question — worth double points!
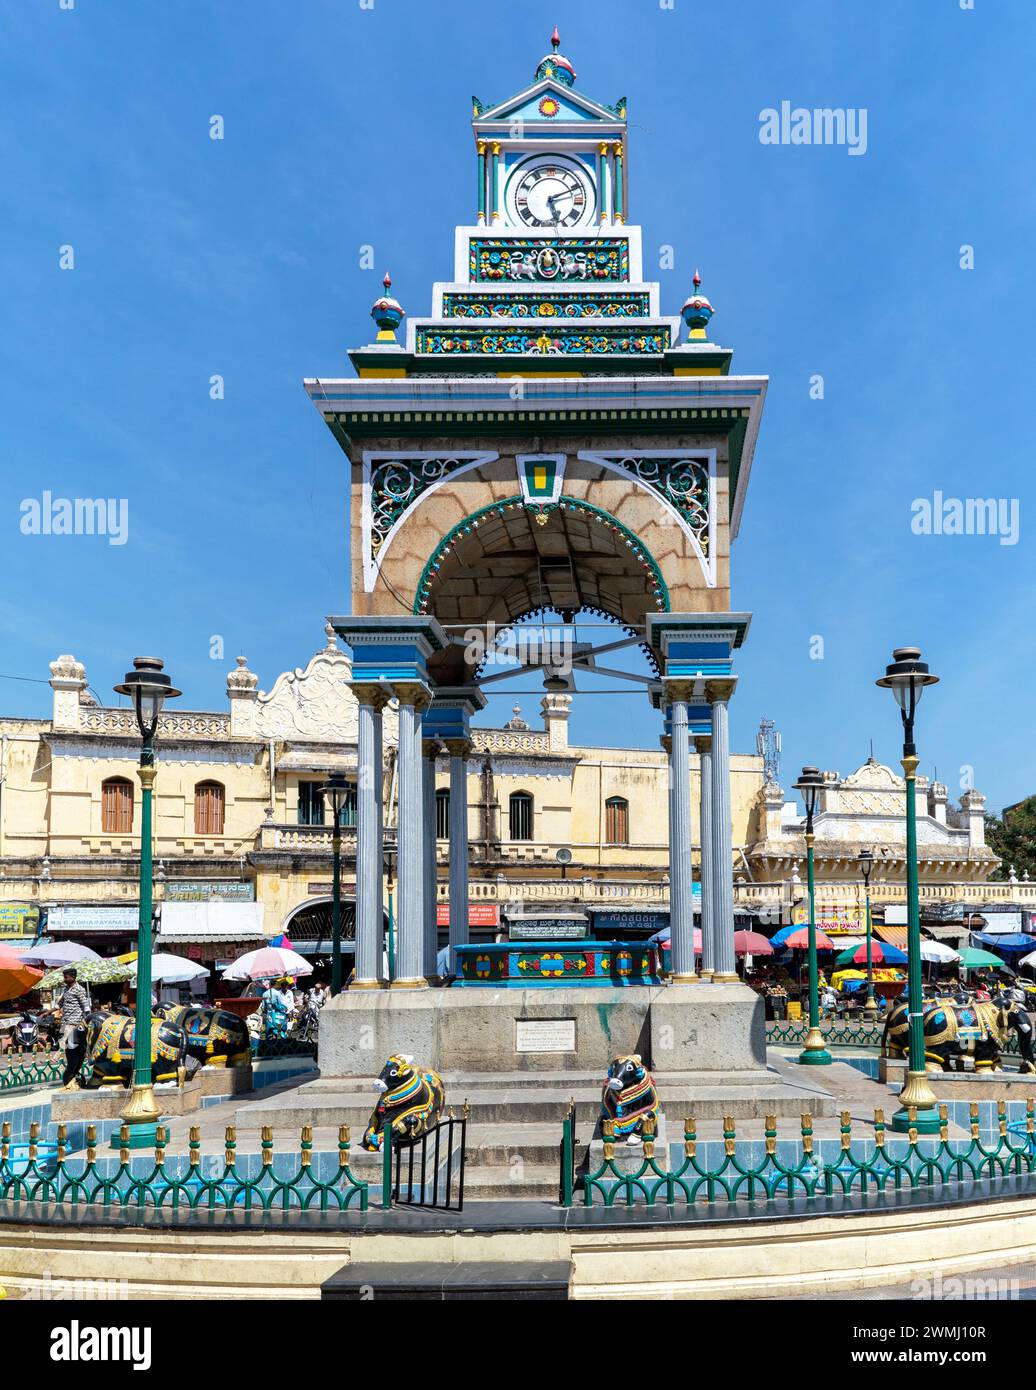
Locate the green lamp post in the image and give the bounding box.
[794,765,831,1066]
[877,645,941,1133]
[858,848,879,1022]
[112,656,181,1149]
[320,771,350,998]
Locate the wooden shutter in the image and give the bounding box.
[102,779,133,834]
[195,782,225,836]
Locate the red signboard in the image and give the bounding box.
[436,904,500,927]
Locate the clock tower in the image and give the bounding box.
[305,29,780,1111]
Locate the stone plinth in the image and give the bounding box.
[882,1056,1036,1100]
[194,1064,254,1098]
[320,981,767,1077]
[51,1079,203,1123]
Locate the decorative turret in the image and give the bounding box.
[681,269,714,340]
[227,655,259,737]
[535,26,576,87]
[49,653,88,731]
[370,273,405,343]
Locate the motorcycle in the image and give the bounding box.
[14,1011,60,1052]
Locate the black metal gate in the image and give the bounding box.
[381,1110,467,1211]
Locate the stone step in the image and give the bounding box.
[242,1084,831,1131]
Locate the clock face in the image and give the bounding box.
[507,156,595,229]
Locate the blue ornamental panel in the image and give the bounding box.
[416,324,670,356]
[441,291,650,319]
[470,237,630,283]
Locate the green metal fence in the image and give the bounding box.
[765,1020,1021,1055]
[560,1100,1036,1208]
[0,1120,368,1212]
[0,1051,63,1091]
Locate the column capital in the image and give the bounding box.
[350,684,391,711]
[660,735,672,754]
[694,733,712,754]
[421,737,443,758]
[443,737,473,759]
[477,139,486,155]
[391,681,433,711]
[705,676,738,704]
[598,140,610,156]
[663,679,697,705]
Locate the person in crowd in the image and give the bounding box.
[261,976,294,1038]
[51,967,91,1089]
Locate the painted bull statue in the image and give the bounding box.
[78,1010,188,1090]
[361,1054,446,1151]
[883,992,1036,1073]
[157,1004,251,1072]
[600,1055,660,1144]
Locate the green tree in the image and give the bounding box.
[985,796,1036,881]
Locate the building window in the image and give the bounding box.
[509,791,533,841]
[436,787,450,839]
[194,781,225,836]
[101,778,133,834]
[337,785,358,828]
[605,796,629,846]
[298,782,325,826]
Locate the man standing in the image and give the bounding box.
[57,967,91,1089]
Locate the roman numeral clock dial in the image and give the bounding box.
[507,157,594,229]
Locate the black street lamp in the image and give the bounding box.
[320,771,351,997]
[793,765,831,1066]
[858,848,878,1021]
[112,656,181,1148]
[876,645,940,1133]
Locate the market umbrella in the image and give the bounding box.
[648,929,703,952]
[37,958,134,992]
[958,946,1015,973]
[733,931,773,956]
[767,924,800,949]
[919,940,960,964]
[0,947,44,1003]
[270,934,292,949]
[220,946,313,981]
[782,927,836,951]
[835,941,907,968]
[131,953,208,985]
[1018,950,1036,971]
[18,941,101,968]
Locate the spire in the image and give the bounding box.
[536,28,576,86]
[370,272,405,344]
[681,270,714,341]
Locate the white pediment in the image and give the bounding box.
[256,647,357,742]
[839,760,904,792]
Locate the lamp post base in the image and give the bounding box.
[889,1105,942,1135]
[889,1069,942,1132]
[112,1083,162,1149]
[862,991,879,1022]
[798,1024,832,1066]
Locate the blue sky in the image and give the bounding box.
[1,0,1032,813]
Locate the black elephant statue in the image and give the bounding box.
[157,1004,251,1073]
[883,992,1035,1073]
[78,1009,188,1089]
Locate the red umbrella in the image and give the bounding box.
[656,930,703,952]
[733,931,773,956]
[783,927,836,951]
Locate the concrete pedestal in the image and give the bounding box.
[51,1078,203,1123]
[319,981,767,1078]
[194,1064,254,1098]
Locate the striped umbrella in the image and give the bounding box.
[781,927,836,952]
[835,941,908,968]
[0,947,44,1003]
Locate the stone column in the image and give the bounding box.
[709,687,738,981]
[666,689,697,982]
[695,733,715,981]
[352,689,386,987]
[444,738,472,975]
[392,687,428,989]
[422,739,439,980]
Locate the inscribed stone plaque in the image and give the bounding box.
[515,1018,577,1054]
